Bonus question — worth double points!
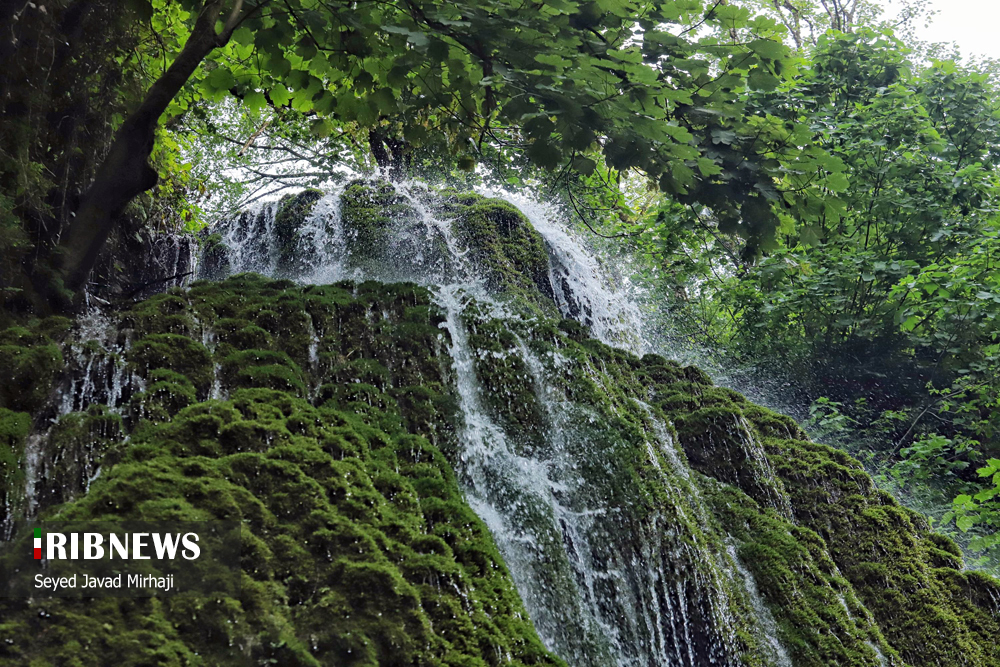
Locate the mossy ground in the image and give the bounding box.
[455,289,1000,666]
[0,276,563,667]
[1,184,999,666]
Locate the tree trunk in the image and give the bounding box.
[48,0,243,309]
[368,128,409,180]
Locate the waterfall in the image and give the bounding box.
[183,178,800,666]
[481,189,646,352]
[726,541,794,667]
[13,234,200,530]
[9,175,992,667]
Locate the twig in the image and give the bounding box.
[122,271,194,300]
[238,117,273,156]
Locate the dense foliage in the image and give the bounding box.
[3,0,860,311]
[595,28,1000,569]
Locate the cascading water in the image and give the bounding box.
[480,189,646,352]
[194,178,797,666]
[9,308,141,534]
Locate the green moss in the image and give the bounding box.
[220,349,308,397]
[448,194,556,313]
[672,406,792,513]
[198,232,231,280]
[123,292,197,338]
[36,315,75,341]
[0,325,64,413]
[338,182,557,314]
[465,299,1000,667]
[215,318,273,349]
[128,333,213,399]
[37,405,124,508]
[0,279,565,666]
[0,408,31,532]
[273,189,324,273]
[464,313,545,445]
[760,436,1000,666]
[128,368,197,424]
[2,251,999,667]
[707,481,898,666]
[340,181,441,277]
[642,360,1000,666]
[0,275,564,667]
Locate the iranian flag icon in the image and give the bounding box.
[33,528,41,559]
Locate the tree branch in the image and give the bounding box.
[50,1,258,308]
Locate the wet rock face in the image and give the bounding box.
[0,184,998,667]
[211,180,560,315]
[671,401,793,516]
[339,180,461,287]
[0,276,563,667]
[0,409,31,539]
[447,194,556,311]
[89,220,198,301]
[273,189,324,273]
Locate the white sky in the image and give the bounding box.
[887,0,1000,60]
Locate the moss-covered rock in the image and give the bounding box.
[0,408,31,535]
[35,404,124,508]
[673,406,793,515]
[274,189,324,273]
[127,368,197,423]
[198,231,231,280]
[341,180,450,281]
[446,193,556,313]
[762,435,1000,666]
[0,325,64,414]
[707,481,897,666]
[339,181,557,314]
[458,300,1000,667]
[128,332,213,399]
[1,251,998,666]
[0,275,563,667]
[649,363,1000,667]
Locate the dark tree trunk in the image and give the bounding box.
[46,0,244,310]
[368,128,409,180]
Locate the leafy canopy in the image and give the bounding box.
[142,0,845,249]
[592,27,1000,570]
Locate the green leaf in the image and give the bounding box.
[747,39,786,61]
[232,26,255,46]
[205,68,237,92]
[748,69,779,91]
[269,85,292,106]
[244,91,266,112]
[572,157,597,175]
[535,54,573,69]
[310,119,333,138]
[826,172,850,193]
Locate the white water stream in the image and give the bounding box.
[198,179,799,666]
